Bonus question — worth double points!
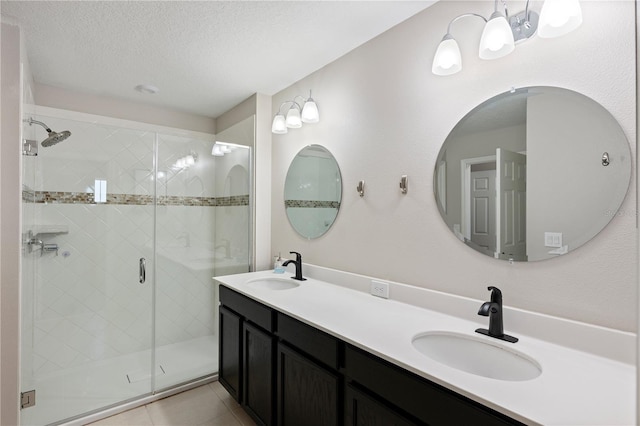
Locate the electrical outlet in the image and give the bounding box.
[370,280,390,299]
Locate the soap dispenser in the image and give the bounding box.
[273,253,285,274]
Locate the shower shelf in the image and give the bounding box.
[32,225,69,238]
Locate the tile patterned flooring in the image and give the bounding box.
[87,381,256,426]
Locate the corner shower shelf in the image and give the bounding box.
[32,225,69,238]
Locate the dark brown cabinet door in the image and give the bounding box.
[345,383,418,426]
[219,306,242,401]
[277,342,340,426]
[243,322,275,425]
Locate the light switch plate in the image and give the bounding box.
[544,232,563,248]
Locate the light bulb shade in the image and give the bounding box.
[271,114,288,134]
[285,105,302,128]
[479,12,515,60]
[432,35,462,76]
[538,0,582,38]
[301,99,319,123]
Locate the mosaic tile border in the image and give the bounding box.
[22,190,249,207]
[285,200,340,209]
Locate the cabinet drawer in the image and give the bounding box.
[220,285,274,332]
[277,312,339,370]
[344,345,522,426]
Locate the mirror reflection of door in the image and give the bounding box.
[463,150,527,260]
[462,156,496,257]
[496,148,527,261]
[470,166,496,254]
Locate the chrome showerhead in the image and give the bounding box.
[24,117,71,147]
[41,130,71,147]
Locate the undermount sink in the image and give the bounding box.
[246,277,300,290]
[411,332,541,381]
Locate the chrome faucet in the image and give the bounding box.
[475,286,518,343]
[282,251,306,281]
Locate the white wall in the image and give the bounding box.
[271,1,637,332]
[1,20,24,426]
[216,93,273,271]
[34,83,216,134]
[636,2,640,421]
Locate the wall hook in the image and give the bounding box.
[399,175,408,194]
[602,152,610,166]
[356,180,365,197]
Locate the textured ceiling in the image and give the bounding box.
[2,1,435,118]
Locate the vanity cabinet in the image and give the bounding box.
[219,285,522,426]
[343,344,519,426]
[219,285,276,425]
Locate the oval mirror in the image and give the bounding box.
[434,86,631,262]
[284,145,342,239]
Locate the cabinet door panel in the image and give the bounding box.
[277,343,340,426]
[345,383,418,426]
[243,322,275,426]
[219,306,242,401]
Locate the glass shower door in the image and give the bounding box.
[20,114,156,425]
[153,133,251,391]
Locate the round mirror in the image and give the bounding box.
[285,145,342,239]
[434,86,631,262]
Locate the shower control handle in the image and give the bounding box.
[139,258,146,284]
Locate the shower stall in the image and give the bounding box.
[20,107,252,425]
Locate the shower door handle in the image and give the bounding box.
[139,258,146,284]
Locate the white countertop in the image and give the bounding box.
[214,269,636,426]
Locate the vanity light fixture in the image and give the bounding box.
[432,0,582,76]
[271,91,320,134]
[211,141,240,157]
[173,152,198,169]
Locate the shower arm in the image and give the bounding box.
[24,117,53,133]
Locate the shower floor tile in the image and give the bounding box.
[87,382,256,426]
[21,336,218,426]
